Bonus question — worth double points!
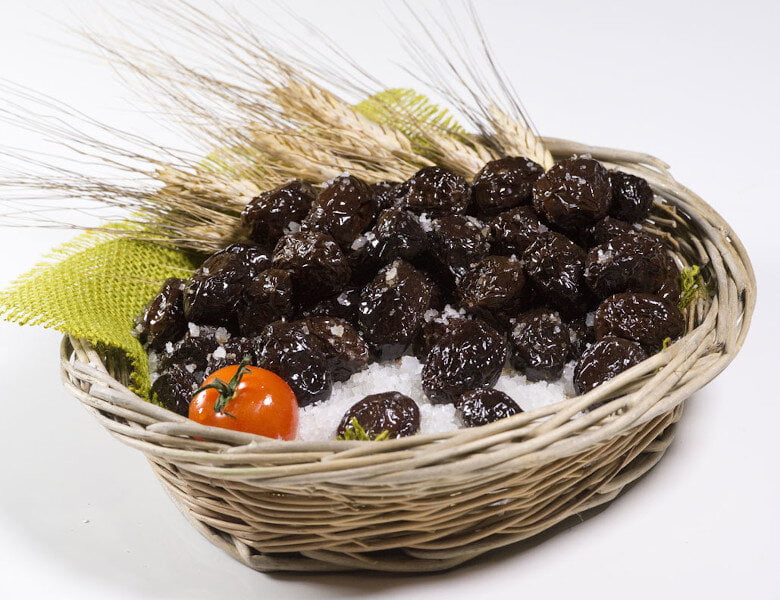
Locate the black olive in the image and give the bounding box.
[472,156,544,217]
[587,216,639,246]
[357,259,435,360]
[567,316,595,360]
[253,321,332,407]
[456,388,522,427]
[574,336,648,395]
[304,174,378,250]
[272,231,351,301]
[594,292,685,350]
[300,287,362,326]
[136,278,187,351]
[412,310,469,363]
[609,171,653,223]
[533,157,612,234]
[422,319,507,404]
[489,205,549,256]
[369,180,403,210]
[337,392,420,439]
[458,255,526,317]
[241,180,315,248]
[350,207,428,284]
[237,268,295,337]
[303,316,370,382]
[150,365,199,416]
[159,325,228,373]
[509,308,571,381]
[184,246,268,329]
[584,232,670,299]
[401,166,471,216]
[521,231,590,317]
[205,336,255,375]
[428,214,490,277]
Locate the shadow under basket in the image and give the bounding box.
[60,138,756,573]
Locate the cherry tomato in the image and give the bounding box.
[189,359,298,440]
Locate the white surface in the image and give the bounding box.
[0,0,778,598]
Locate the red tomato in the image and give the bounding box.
[189,360,298,440]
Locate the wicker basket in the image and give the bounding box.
[60,138,755,573]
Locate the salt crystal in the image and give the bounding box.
[212,346,227,360]
[165,342,174,354]
[585,312,595,327]
[330,324,345,337]
[188,322,200,338]
[215,327,231,344]
[185,363,197,373]
[337,292,351,306]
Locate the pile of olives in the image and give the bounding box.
[137,155,685,438]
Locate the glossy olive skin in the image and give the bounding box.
[369,180,402,210]
[253,321,332,407]
[357,260,434,360]
[241,180,315,247]
[472,156,544,217]
[337,392,421,439]
[304,316,370,382]
[594,292,685,350]
[412,313,469,363]
[428,215,491,276]
[422,319,507,404]
[150,365,199,416]
[584,232,670,299]
[272,231,351,301]
[655,252,682,304]
[159,326,226,373]
[205,336,255,374]
[184,247,269,329]
[137,278,187,351]
[458,255,526,317]
[401,166,471,216]
[608,171,654,223]
[456,388,522,427]
[301,287,362,326]
[489,205,549,256]
[574,336,648,395]
[533,157,612,234]
[567,316,595,360]
[304,174,378,250]
[237,268,295,337]
[350,207,428,284]
[587,216,639,246]
[509,308,571,381]
[521,231,590,317]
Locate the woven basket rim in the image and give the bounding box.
[60,136,756,481]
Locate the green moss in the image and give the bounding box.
[336,417,390,442]
[679,265,707,310]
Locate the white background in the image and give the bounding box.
[0,1,778,598]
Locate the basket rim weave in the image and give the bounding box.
[59,137,756,572]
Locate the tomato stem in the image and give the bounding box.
[193,355,253,418]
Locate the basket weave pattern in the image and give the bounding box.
[60,139,755,573]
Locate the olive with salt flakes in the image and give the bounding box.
[241,180,315,248]
[472,156,544,217]
[337,392,420,439]
[304,174,378,250]
[402,166,471,216]
[521,231,590,317]
[533,157,612,234]
[357,259,434,360]
[237,268,295,337]
[456,388,522,428]
[304,316,369,382]
[587,216,639,246]
[458,255,526,317]
[159,325,227,373]
[584,232,669,299]
[489,205,548,256]
[422,318,506,405]
[253,321,332,407]
[574,336,648,395]
[509,308,571,382]
[206,336,255,374]
[412,311,469,363]
[594,292,684,350]
[136,277,187,351]
[609,171,654,223]
[272,231,351,302]
[369,180,402,210]
[184,247,263,329]
[428,214,490,276]
[151,365,199,417]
